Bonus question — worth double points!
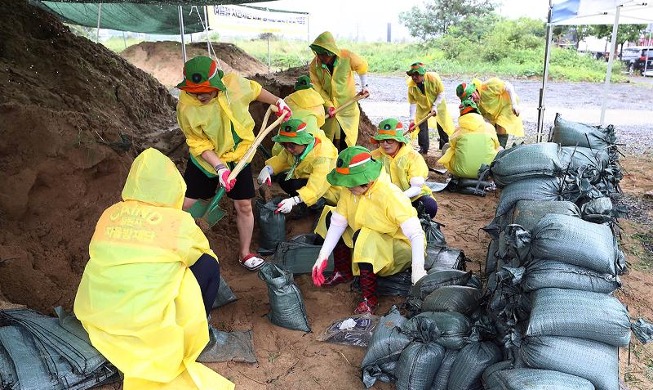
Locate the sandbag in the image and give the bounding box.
[420,213,447,248]
[526,288,631,347]
[447,341,503,390]
[495,177,563,217]
[519,335,618,390]
[430,350,458,390]
[421,286,483,315]
[395,341,445,390]
[549,113,616,149]
[212,274,238,309]
[426,246,466,271]
[400,311,471,350]
[409,270,472,301]
[197,327,257,363]
[559,146,609,174]
[362,306,411,388]
[377,269,412,297]
[581,197,615,223]
[257,263,311,332]
[490,143,563,187]
[485,368,595,390]
[509,199,580,232]
[255,196,286,254]
[521,260,621,294]
[271,233,334,274]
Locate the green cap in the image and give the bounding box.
[294,75,313,91]
[327,146,383,188]
[372,118,410,144]
[406,61,426,76]
[176,56,226,92]
[271,118,314,145]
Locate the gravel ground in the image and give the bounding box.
[361,75,653,155]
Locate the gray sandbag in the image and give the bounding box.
[526,288,631,347]
[581,197,615,223]
[377,269,412,297]
[519,335,618,390]
[212,274,237,309]
[530,214,620,275]
[0,326,59,390]
[521,260,621,294]
[271,233,334,274]
[485,368,595,390]
[559,145,609,174]
[549,113,616,149]
[510,199,580,232]
[485,239,500,275]
[426,246,466,271]
[409,270,472,300]
[420,214,447,248]
[495,177,563,217]
[447,341,502,390]
[198,327,257,363]
[395,341,445,390]
[257,263,311,332]
[490,142,563,187]
[255,196,286,255]
[362,306,411,388]
[430,350,458,390]
[421,286,483,315]
[401,311,471,350]
[482,360,514,389]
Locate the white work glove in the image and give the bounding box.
[400,216,427,285]
[403,177,425,199]
[275,196,302,214]
[257,165,273,186]
[359,73,369,95]
[275,98,292,121]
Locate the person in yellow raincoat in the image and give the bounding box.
[257,118,338,214]
[370,118,438,219]
[406,62,455,154]
[271,75,326,156]
[309,31,369,151]
[176,56,291,271]
[470,77,524,148]
[74,148,234,390]
[438,83,501,179]
[311,146,427,314]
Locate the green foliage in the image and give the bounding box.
[399,0,496,40]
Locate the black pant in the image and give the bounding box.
[278,177,308,197]
[189,253,221,316]
[418,121,448,152]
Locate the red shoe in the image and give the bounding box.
[321,271,353,287]
[354,299,377,315]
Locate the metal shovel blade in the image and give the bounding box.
[206,187,227,226]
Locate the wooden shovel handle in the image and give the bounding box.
[407,112,435,134]
[332,92,369,116]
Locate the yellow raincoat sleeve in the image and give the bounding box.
[296,153,336,206]
[265,150,292,174]
[218,75,261,163]
[176,92,222,159]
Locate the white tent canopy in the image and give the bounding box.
[537,0,653,139]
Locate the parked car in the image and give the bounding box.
[621,46,646,70]
[633,47,653,74]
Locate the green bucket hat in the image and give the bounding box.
[456,82,477,100]
[294,75,313,91]
[271,118,314,145]
[406,61,426,76]
[176,56,226,93]
[327,146,383,188]
[372,118,410,144]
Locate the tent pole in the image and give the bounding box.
[178,6,187,63]
[95,3,102,43]
[204,6,210,55]
[537,0,553,142]
[600,5,621,126]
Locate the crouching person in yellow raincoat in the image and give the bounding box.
[438,83,501,179]
[311,146,427,315]
[471,77,524,148]
[371,118,438,219]
[74,148,234,390]
[257,118,339,215]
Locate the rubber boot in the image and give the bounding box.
[355,266,378,314]
[322,240,353,287]
[497,134,509,148]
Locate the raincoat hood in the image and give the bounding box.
[121,148,186,209]
[310,31,340,57]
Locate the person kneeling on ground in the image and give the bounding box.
[257,118,339,215]
[371,118,438,219]
[311,146,427,315]
[74,148,233,389]
[438,83,501,179]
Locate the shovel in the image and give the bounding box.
[330,91,369,117]
[192,105,285,227]
[406,111,436,134]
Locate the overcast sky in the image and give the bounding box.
[253,0,550,42]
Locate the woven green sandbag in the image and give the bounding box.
[549,113,616,149]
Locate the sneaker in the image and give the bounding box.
[322,271,353,287]
[354,299,377,315]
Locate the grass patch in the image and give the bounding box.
[630,231,653,271]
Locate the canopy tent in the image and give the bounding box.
[537,0,653,139]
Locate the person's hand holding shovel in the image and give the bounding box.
[216,164,236,192]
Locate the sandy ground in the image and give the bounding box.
[1,1,653,389]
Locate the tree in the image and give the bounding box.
[399,0,496,41]
[590,24,647,53]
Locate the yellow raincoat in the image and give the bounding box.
[407,72,455,139]
[335,171,416,276]
[176,73,263,174]
[371,144,434,202]
[438,113,501,179]
[472,77,524,137]
[74,148,234,390]
[272,88,327,156]
[265,138,338,206]
[309,31,368,147]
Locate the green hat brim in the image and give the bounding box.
[272,131,314,145]
[372,133,410,144]
[326,159,382,188]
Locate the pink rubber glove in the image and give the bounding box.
[408,120,416,132]
[327,106,336,118]
[275,99,292,121]
[217,168,236,192]
[312,257,328,287]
